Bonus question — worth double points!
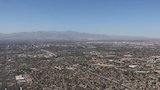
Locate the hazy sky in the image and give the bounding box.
[0,0,160,37]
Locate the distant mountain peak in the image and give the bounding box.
[0,31,150,41]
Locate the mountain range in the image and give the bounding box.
[0,31,150,41]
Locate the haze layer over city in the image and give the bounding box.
[0,0,160,90]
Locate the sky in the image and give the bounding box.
[0,0,160,38]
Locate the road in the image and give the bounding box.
[81,66,135,90]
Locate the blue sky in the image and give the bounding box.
[0,0,160,37]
